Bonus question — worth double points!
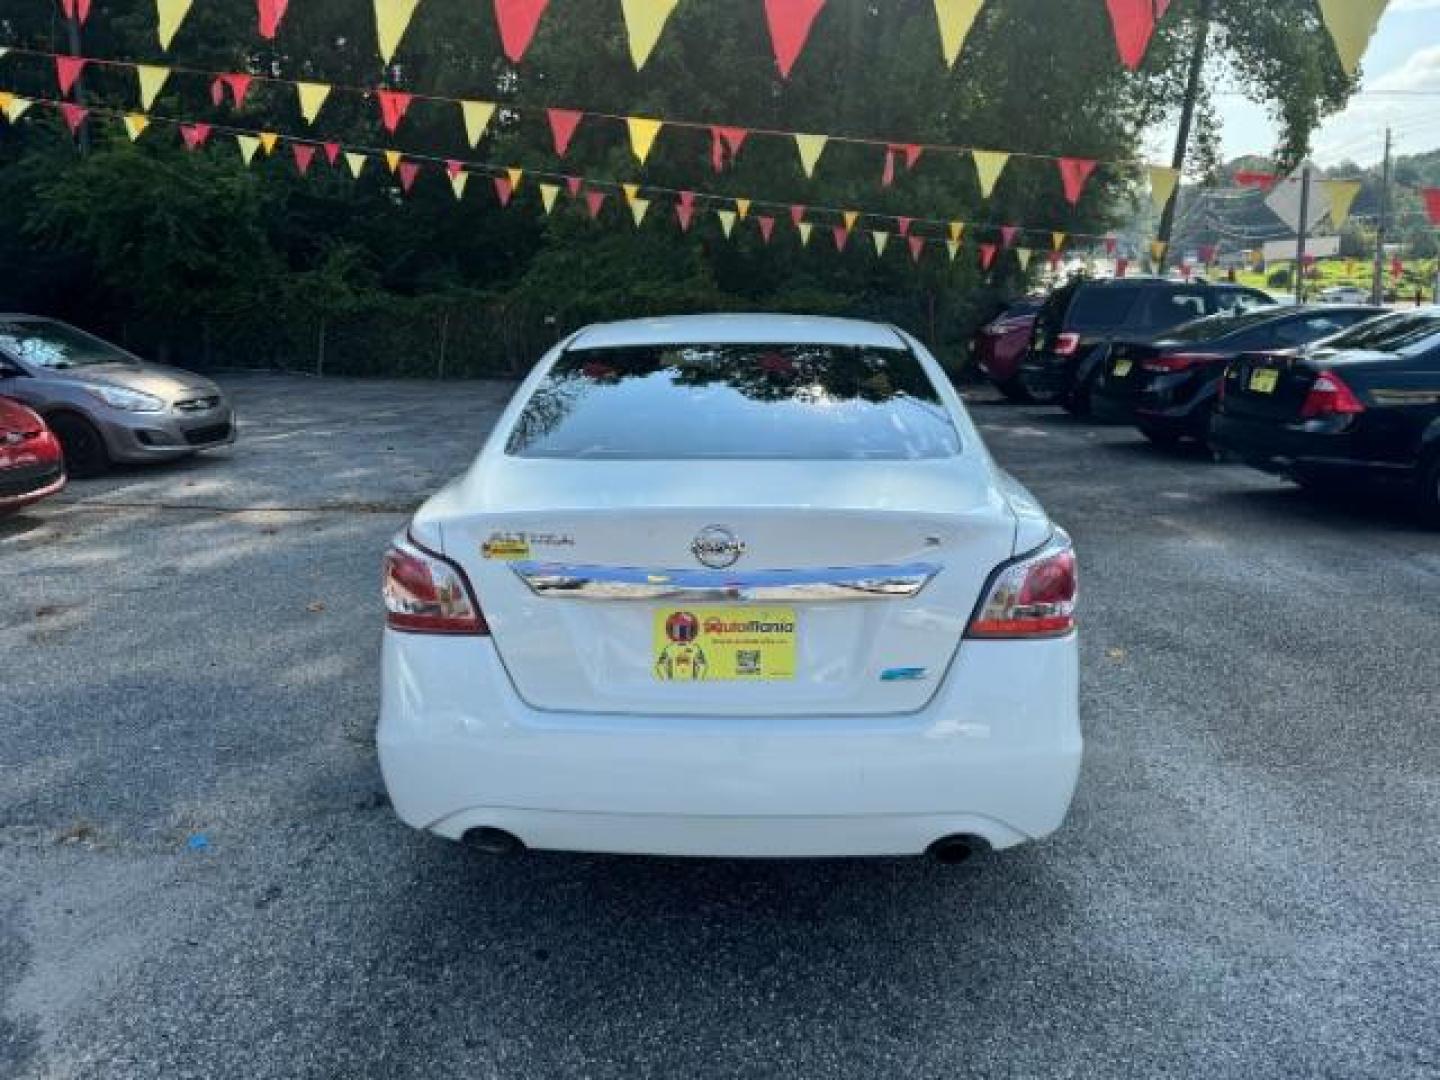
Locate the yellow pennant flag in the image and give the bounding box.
[627,117,663,164]
[1148,165,1180,213]
[797,221,813,246]
[946,239,961,261]
[843,210,860,231]
[345,152,368,178]
[933,0,983,67]
[5,96,34,122]
[1323,179,1362,227]
[449,171,469,199]
[1150,240,1168,265]
[1316,0,1388,76]
[623,182,641,204]
[0,92,10,115]
[1016,248,1033,271]
[972,150,1009,199]
[716,209,736,238]
[155,0,193,50]
[1051,231,1067,251]
[374,0,422,64]
[384,149,402,173]
[735,198,751,220]
[794,134,828,179]
[871,231,890,256]
[629,196,651,228]
[135,64,170,110]
[296,82,331,124]
[260,131,279,154]
[620,0,681,70]
[123,113,150,141]
[460,100,496,148]
[507,167,524,191]
[236,134,261,165]
[949,221,965,244]
[540,183,561,214]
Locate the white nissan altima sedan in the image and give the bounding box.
[379,314,1080,862]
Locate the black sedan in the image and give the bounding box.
[1212,308,1440,521]
[1093,305,1384,446]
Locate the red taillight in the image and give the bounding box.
[1053,332,1082,357]
[967,533,1078,639]
[1141,352,1222,373]
[382,535,487,635]
[1300,371,1365,419]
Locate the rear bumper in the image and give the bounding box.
[1211,413,1415,483]
[378,632,1082,858]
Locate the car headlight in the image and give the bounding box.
[86,385,167,413]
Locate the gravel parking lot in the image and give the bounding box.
[3,372,1437,1079]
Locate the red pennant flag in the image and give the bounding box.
[494,176,515,206]
[1115,257,1129,278]
[55,56,87,96]
[565,176,583,198]
[323,141,341,165]
[1199,244,1217,264]
[584,190,606,219]
[445,159,464,178]
[210,78,225,107]
[494,0,550,63]
[1390,257,1403,279]
[1049,250,1063,269]
[398,162,420,193]
[757,215,776,244]
[547,108,583,157]
[765,0,827,79]
[60,102,88,134]
[1421,188,1440,226]
[292,143,316,175]
[790,205,807,227]
[180,123,211,150]
[59,0,93,24]
[1155,0,1171,16]
[882,150,896,189]
[979,243,997,270]
[676,190,696,232]
[1000,225,1019,248]
[833,225,850,252]
[1105,235,1118,256]
[221,73,253,109]
[377,90,414,134]
[257,0,289,38]
[1235,170,1277,192]
[710,126,748,172]
[908,236,924,263]
[1105,0,1156,71]
[1057,158,1097,206]
[896,216,913,237]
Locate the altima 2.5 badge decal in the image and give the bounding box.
[482,531,575,560]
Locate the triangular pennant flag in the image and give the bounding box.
[1057,157,1097,206]
[260,131,279,154]
[629,196,651,228]
[547,108,582,157]
[507,166,524,191]
[377,89,414,133]
[1148,165,1179,213]
[1000,225,1019,248]
[584,190,607,219]
[398,161,419,193]
[764,0,826,79]
[1049,249,1063,270]
[1015,247,1033,271]
[1235,169,1278,191]
[627,117,663,164]
[908,236,925,263]
[494,0,551,63]
[296,82,331,124]
[374,0,422,64]
[794,133,828,179]
[871,230,890,257]
[494,176,514,206]
[946,239,961,261]
[384,149,402,173]
[1198,244,1217,265]
[446,165,468,201]
[896,217,913,238]
[1052,231,1067,251]
[797,221,813,246]
[135,64,170,110]
[620,0,681,69]
[949,221,964,244]
[1104,235,1118,256]
[540,183,561,213]
[55,56,87,96]
[566,176,583,197]
[972,150,1009,198]
[1316,0,1389,76]
[735,198,751,220]
[1149,239,1168,264]
[123,113,149,141]
[1105,0,1156,71]
[3,96,33,122]
[979,243,997,270]
[59,0,93,24]
[1323,179,1362,227]
[221,73,253,109]
[717,209,737,238]
[1418,187,1440,226]
[324,141,340,165]
[292,142,316,175]
[345,152,368,178]
[237,134,261,164]
[460,100,497,148]
[210,77,226,108]
[623,183,641,204]
[155,0,194,50]
[843,210,860,231]
[832,225,851,252]
[60,103,88,135]
[257,0,289,38]
[179,122,210,150]
[710,126,749,172]
[933,0,983,67]
[676,190,696,231]
[790,205,807,227]
[757,215,775,244]
[1115,257,1130,278]
[882,148,898,189]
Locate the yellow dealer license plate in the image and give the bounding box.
[653,606,797,682]
[1112,359,1133,377]
[1249,368,1280,394]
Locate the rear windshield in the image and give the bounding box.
[0,319,130,369]
[506,343,960,460]
[1321,311,1440,354]
[1065,287,1141,330]
[1159,308,1289,343]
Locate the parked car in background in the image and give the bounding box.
[1019,278,1277,415]
[1213,307,1440,521]
[0,395,65,513]
[0,316,235,477]
[1093,304,1384,446]
[1317,285,1370,305]
[972,297,1044,400]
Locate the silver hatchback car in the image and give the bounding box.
[0,315,235,476]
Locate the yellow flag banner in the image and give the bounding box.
[540,182,561,213]
[296,82,331,124]
[460,100,496,148]
[627,117,663,163]
[946,239,961,261]
[1148,165,1180,213]
[1016,247,1033,271]
[1149,240,1168,265]
[797,221,813,245]
[155,0,193,50]
[1323,179,1362,227]
[735,198,751,220]
[716,209,736,237]
[236,134,260,164]
[629,195,651,227]
[345,151,368,178]
[1051,231,1066,251]
[794,133,828,178]
[1316,0,1389,75]
[449,170,468,199]
[506,166,524,191]
[620,0,681,70]
[871,230,890,256]
[384,149,402,173]
[0,92,9,116]
[972,150,1009,199]
[374,0,422,64]
[843,210,860,231]
[123,112,149,140]
[933,0,983,67]
[135,64,170,110]
[5,96,34,122]
[258,131,279,153]
[949,221,964,244]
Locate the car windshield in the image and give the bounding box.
[506,343,960,461]
[1321,311,1440,354]
[0,319,132,369]
[1065,287,1140,329]
[1159,308,1291,343]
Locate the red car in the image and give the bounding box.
[0,395,66,513]
[972,298,1043,400]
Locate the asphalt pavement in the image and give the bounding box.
[2,373,1436,1079]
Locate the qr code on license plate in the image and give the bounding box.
[736,650,761,675]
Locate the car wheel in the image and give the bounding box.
[48,413,110,478]
[996,378,1033,403]
[1062,378,1093,417]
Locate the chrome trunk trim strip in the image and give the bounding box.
[509,562,942,602]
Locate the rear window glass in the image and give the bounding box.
[506,343,960,460]
[1065,287,1140,329]
[1160,308,1289,344]
[1322,311,1440,354]
[1134,289,1208,330]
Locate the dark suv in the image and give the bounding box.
[1019,278,1277,415]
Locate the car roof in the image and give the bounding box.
[568,314,907,350]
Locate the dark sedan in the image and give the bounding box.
[1094,305,1384,446]
[1212,308,1440,521]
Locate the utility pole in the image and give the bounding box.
[1155,0,1213,274]
[1371,127,1392,305]
[1295,165,1311,304]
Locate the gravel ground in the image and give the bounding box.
[2,372,1436,1080]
